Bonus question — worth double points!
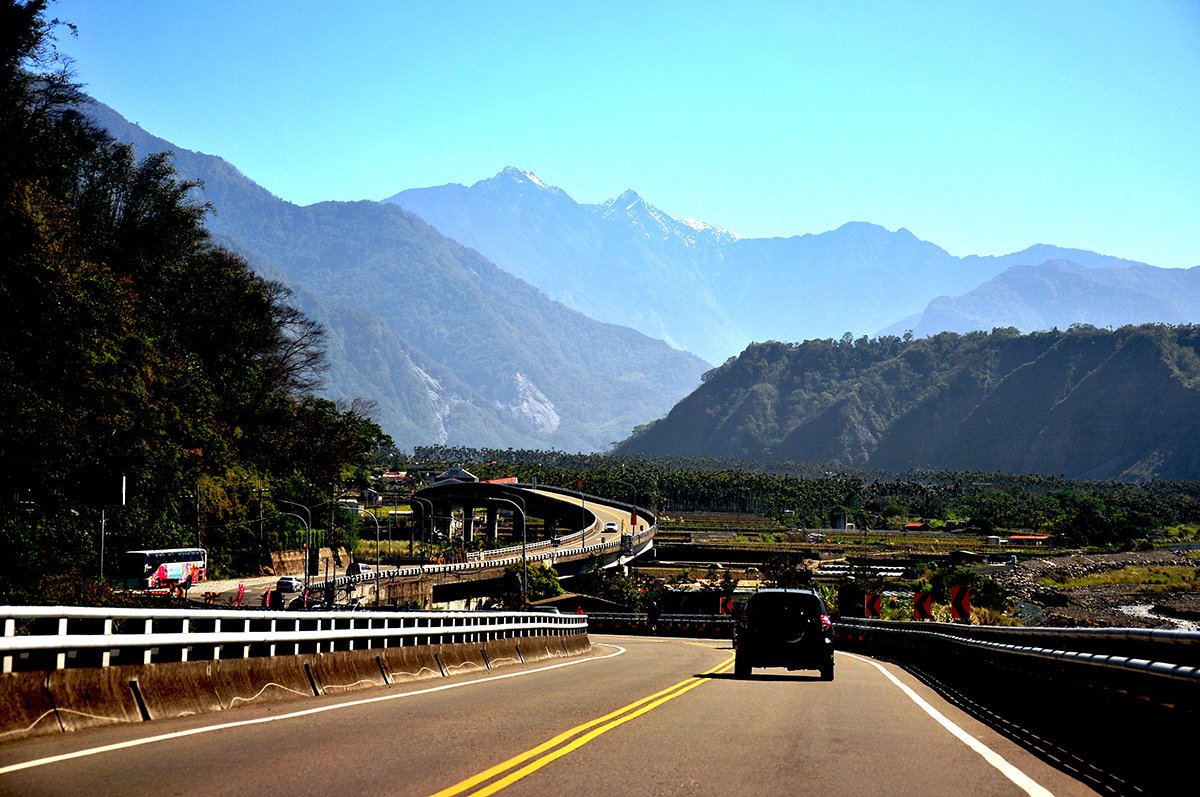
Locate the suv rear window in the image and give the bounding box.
[747,592,822,625]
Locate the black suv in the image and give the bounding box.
[734,588,835,680]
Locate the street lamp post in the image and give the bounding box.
[409,496,433,559]
[360,509,381,606]
[277,499,313,589]
[613,477,638,529]
[493,497,526,607]
[252,487,267,557]
[577,479,586,535]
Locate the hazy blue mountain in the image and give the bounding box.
[86,102,709,452]
[385,170,1159,363]
[614,326,1200,481]
[880,259,1200,338]
[385,169,741,359]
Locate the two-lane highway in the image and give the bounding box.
[0,637,1100,796]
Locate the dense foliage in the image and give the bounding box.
[614,325,1200,481]
[0,1,389,599]
[408,446,1200,550]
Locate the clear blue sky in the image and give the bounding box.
[51,0,1200,267]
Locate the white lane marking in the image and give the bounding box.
[0,645,626,776]
[844,653,1055,797]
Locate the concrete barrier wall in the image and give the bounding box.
[135,660,222,720]
[2,633,589,742]
[517,636,552,662]
[0,671,58,742]
[210,655,318,710]
[310,649,388,694]
[563,634,592,657]
[436,642,488,678]
[484,638,524,669]
[380,646,443,683]
[47,665,144,732]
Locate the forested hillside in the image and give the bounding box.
[0,2,385,588]
[614,325,1200,481]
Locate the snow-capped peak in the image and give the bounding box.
[598,191,740,245]
[499,166,548,189]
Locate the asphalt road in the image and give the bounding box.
[0,636,1101,796]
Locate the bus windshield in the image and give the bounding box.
[122,548,207,589]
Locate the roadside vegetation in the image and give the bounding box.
[0,2,388,601]
[1038,565,1200,594]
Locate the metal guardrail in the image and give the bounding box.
[586,612,733,638]
[465,529,587,561]
[0,606,587,673]
[835,617,1200,795]
[835,617,1200,681]
[326,525,655,591]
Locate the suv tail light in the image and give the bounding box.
[819,613,832,633]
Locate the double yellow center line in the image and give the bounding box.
[429,653,736,797]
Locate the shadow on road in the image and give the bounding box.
[701,672,828,682]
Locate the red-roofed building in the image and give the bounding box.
[1008,534,1051,546]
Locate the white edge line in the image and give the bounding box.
[0,644,627,776]
[843,652,1056,797]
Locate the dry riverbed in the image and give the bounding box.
[993,549,1200,629]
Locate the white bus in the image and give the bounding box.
[122,548,207,589]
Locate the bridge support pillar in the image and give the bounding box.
[461,504,474,544]
[486,506,499,542]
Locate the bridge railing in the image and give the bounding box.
[835,617,1199,795]
[835,617,1200,687]
[327,524,656,591]
[587,612,733,638]
[0,606,587,673]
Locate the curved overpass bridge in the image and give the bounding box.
[318,481,655,604]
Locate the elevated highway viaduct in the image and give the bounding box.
[303,481,655,607]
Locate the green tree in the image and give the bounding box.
[495,562,563,609]
[762,552,813,588]
[0,0,390,594]
[573,556,645,609]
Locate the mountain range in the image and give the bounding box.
[87,99,1200,471]
[384,169,1186,365]
[882,259,1200,339]
[85,102,709,453]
